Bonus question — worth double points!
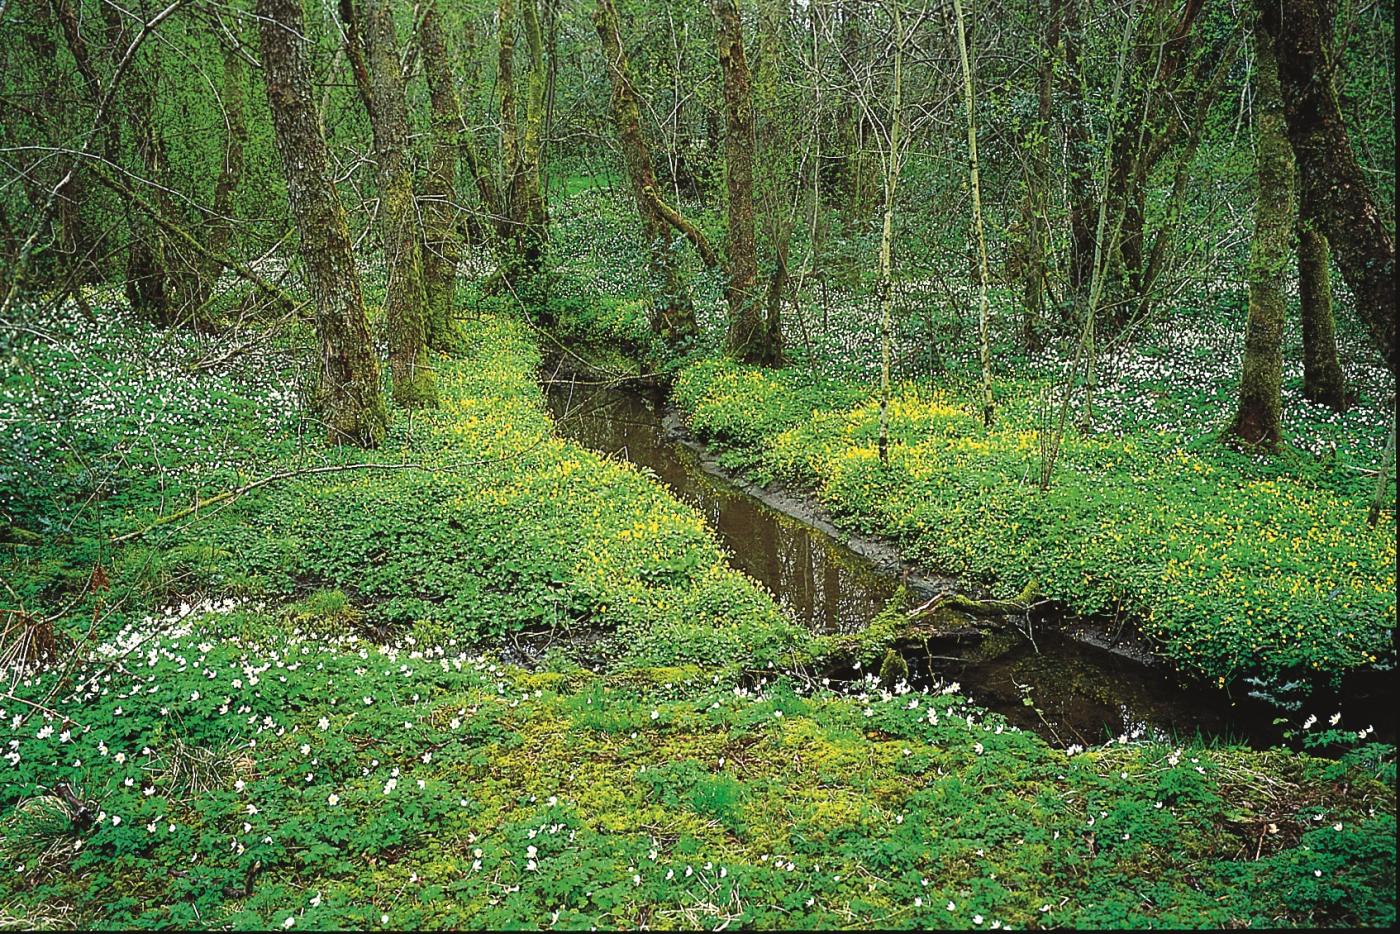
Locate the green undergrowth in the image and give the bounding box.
[171,313,808,672]
[1,609,1393,929]
[3,305,1396,928]
[672,357,1396,686]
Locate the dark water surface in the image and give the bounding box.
[545,373,1390,750]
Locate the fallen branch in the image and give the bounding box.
[110,462,426,544]
[643,184,720,269]
[909,580,1042,618]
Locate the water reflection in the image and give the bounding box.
[543,371,1387,749]
[545,376,894,633]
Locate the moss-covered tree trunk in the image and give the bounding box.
[1297,184,1349,411]
[497,0,550,301]
[256,0,386,447]
[345,0,435,407]
[712,0,777,366]
[418,0,464,351]
[1259,0,1395,374]
[1227,21,1293,449]
[593,0,698,348]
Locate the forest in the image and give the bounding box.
[0,0,1395,928]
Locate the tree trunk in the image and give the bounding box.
[496,0,549,297]
[418,0,464,351]
[1259,0,1395,373]
[101,2,171,324]
[876,4,904,467]
[952,0,994,428]
[1227,20,1293,449]
[1061,0,1094,301]
[256,0,386,447]
[177,41,247,326]
[593,0,698,348]
[516,0,549,282]
[1020,0,1059,350]
[345,0,435,406]
[1297,184,1348,410]
[712,0,775,366]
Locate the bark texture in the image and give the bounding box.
[418,0,464,350]
[497,0,550,295]
[712,0,777,365]
[1297,184,1349,411]
[257,0,386,447]
[1259,0,1395,373]
[347,0,435,406]
[1228,21,1292,449]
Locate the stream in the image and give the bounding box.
[544,372,1390,750]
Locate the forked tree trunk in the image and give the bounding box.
[1297,183,1348,411]
[418,0,464,350]
[593,0,699,347]
[257,0,386,447]
[344,0,435,406]
[712,0,777,366]
[1228,19,1293,449]
[1259,0,1395,373]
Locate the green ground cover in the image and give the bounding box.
[2,304,1395,928]
[671,357,1395,685]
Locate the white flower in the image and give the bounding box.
[327,794,340,806]
[282,917,295,929]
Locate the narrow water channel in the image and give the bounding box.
[544,372,1387,750]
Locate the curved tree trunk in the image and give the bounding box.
[257,0,386,447]
[1228,20,1293,449]
[594,0,698,348]
[1259,0,1395,373]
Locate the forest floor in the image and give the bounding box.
[1,297,1396,928]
